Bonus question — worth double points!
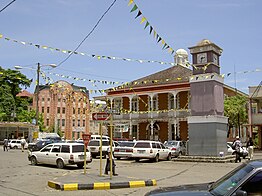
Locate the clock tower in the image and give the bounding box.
[187,39,228,156]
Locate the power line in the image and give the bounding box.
[0,0,16,13]
[56,0,117,68]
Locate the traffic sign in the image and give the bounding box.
[92,112,110,121]
[82,133,91,146]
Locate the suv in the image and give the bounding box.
[28,142,92,169]
[87,140,118,158]
[8,139,28,149]
[132,140,171,162]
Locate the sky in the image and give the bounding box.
[0,0,261,98]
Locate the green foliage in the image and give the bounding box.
[224,95,248,128]
[0,66,31,121]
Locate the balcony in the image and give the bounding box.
[112,109,191,120]
[251,113,262,125]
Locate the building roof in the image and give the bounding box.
[16,90,33,98]
[125,65,192,88]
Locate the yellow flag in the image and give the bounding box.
[128,0,134,6]
[0,34,3,38]
[140,17,146,24]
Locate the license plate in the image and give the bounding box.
[138,150,145,154]
[79,155,84,159]
[120,149,126,152]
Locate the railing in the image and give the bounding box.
[112,109,191,120]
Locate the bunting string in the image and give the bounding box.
[128,0,175,55]
[0,33,175,66]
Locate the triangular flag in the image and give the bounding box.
[144,21,150,29]
[128,0,134,6]
[140,17,146,24]
[149,26,153,34]
[130,4,138,12]
[135,10,142,19]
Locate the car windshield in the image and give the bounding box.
[166,141,179,146]
[119,142,134,147]
[72,145,84,153]
[209,163,254,195]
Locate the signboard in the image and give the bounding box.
[92,112,110,121]
[82,133,91,146]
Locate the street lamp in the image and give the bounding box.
[15,63,56,126]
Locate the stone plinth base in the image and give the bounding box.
[174,155,235,163]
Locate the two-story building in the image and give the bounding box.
[95,40,248,144]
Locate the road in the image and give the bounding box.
[1,147,261,196]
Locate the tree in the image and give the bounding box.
[0,66,31,121]
[224,95,248,135]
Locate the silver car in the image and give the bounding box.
[165,140,186,158]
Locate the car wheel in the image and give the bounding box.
[167,153,172,161]
[13,146,18,149]
[135,158,140,162]
[31,156,37,165]
[77,163,84,169]
[155,154,159,162]
[91,154,96,158]
[116,157,121,160]
[56,159,64,169]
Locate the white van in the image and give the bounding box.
[28,142,92,169]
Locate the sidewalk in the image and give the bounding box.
[48,170,156,191]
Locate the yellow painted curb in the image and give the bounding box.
[129,181,146,188]
[63,183,78,191]
[93,182,111,190]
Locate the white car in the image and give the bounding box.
[87,139,118,158]
[114,141,135,160]
[8,139,28,149]
[132,140,172,162]
[28,142,92,169]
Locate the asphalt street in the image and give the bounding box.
[1,146,262,196]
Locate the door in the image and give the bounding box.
[37,144,53,164]
[160,143,169,159]
[49,145,62,165]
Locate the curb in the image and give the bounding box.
[48,179,157,191]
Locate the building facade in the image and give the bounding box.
[33,80,90,139]
[96,40,248,144]
[248,84,262,149]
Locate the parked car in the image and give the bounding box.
[28,142,92,169]
[90,134,110,141]
[164,140,186,158]
[146,159,262,195]
[227,142,248,159]
[28,139,53,152]
[114,141,135,160]
[8,139,28,149]
[87,139,118,158]
[132,140,171,162]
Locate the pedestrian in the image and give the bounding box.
[3,138,8,152]
[21,137,26,152]
[246,136,254,160]
[104,148,118,176]
[232,136,242,163]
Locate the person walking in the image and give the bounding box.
[3,138,8,152]
[246,137,254,160]
[104,148,118,176]
[232,136,242,163]
[21,137,26,152]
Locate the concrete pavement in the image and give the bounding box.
[48,150,262,191]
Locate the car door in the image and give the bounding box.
[49,144,61,165]
[36,144,53,164]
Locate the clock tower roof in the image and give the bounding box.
[196,39,213,46]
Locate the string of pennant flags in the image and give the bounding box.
[128,0,175,55]
[0,33,176,67]
[39,67,262,95]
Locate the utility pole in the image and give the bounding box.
[35,63,40,126]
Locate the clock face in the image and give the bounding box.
[213,53,218,64]
[197,53,207,64]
